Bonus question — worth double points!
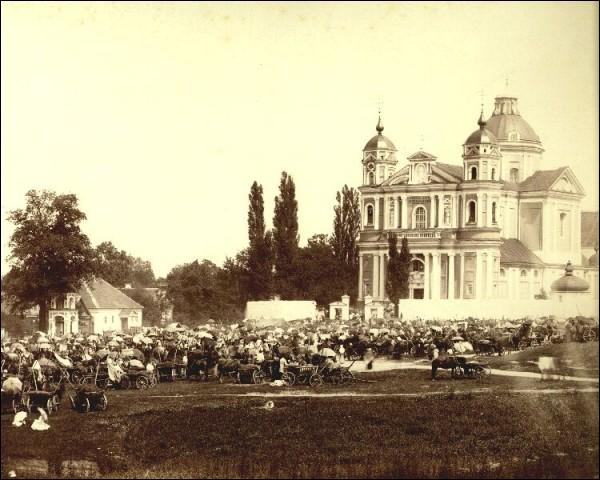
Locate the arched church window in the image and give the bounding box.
[467,201,476,224]
[368,172,375,185]
[520,269,528,277]
[414,163,427,183]
[389,200,395,227]
[366,205,374,225]
[491,168,496,180]
[414,206,427,229]
[492,202,497,224]
[533,270,539,278]
[560,212,567,237]
[500,268,506,277]
[69,297,74,309]
[510,168,519,183]
[470,166,478,180]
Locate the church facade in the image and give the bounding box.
[357,94,597,303]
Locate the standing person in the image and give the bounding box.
[279,354,288,379]
[338,344,345,363]
[363,348,375,370]
[430,343,440,381]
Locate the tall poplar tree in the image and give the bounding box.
[247,181,272,299]
[272,171,299,299]
[398,236,411,300]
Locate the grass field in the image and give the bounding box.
[1,366,598,479]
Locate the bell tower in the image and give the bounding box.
[362,115,398,186]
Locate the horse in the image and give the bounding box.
[186,348,219,381]
[217,358,242,383]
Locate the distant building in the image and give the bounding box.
[329,295,350,321]
[357,94,598,303]
[26,277,144,336]
[120,283,174,326]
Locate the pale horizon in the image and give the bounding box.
[2,1,598,279]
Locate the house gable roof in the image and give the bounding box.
[79,278,143,311]
[518,167,584,194]
[500,238,544,267]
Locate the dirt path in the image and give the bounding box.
[346,359,599,383]
[148,386,599,399]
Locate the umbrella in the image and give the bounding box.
[141,337,153,345]
[107,340,119,348]
[278,346,291,354]
[452,336,465,342]
[38,358,57,368]
[195,332,213,339]
[121,348,134,358]
[10,343,26,353]
[108,351,119,359]
[87,335,100,342]
[38,343,52,350]
[319,348,337,357]
[94,349,109,359]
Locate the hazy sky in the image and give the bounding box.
[1,1,598,278]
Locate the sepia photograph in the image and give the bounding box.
[1,1,598,479]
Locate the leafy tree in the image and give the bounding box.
[331,185,361,300]
[93,241,156,288]
[166,259,243,325]
[247,181,273,299]
[398,236,411,300]
[385,233,402,313]
[294,234,345,306]
[272,171,299,299]
[3,190,96,332]
[94,241,131,287]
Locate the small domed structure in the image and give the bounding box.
[363,115,397,151]
[464,111,498,145]
[587,252,598,268]
[551,261,590,294]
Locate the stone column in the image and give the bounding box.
[487,251,495,299]
[374,197,379,230]
[448,253,456,300]
[429,195,435,228]
[358,253,364,300]
[380,253,387,301]
[401,195,408,229]
[476,193,482,227]
[475,251,483,299]
[397,196,402,228]
[459,253,465,299]
[424,252,430,300]
[431,252,441,299]
[372,253,379,299]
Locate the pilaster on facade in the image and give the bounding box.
[358,253,364,300]
[424,252,430,299]
[448,253,456,299]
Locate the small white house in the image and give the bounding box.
[48,277,143,336]
[329,295,350,321]
[363,295,385,322]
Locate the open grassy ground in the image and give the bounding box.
[1,368,598,479]
[480,342,599,377]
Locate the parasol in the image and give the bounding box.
[38,343,52,350]
[94,349,109,359]
[452,336,465,342]
[10,343,26,353]
[319,348,336,357]
[107,340,120,348]
[87,335,100,342]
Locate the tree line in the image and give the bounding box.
[2,175,365,330]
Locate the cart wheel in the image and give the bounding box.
[281,372,295,387]
[46,398,53,414]
[84,398,91,413]
[69,395,76,410]
[136,376,149,390]
[309,374,323,387]
[472,366,484,380]
[252,370,266,385]
[452,366,463,379]
[98,393,108,411]
[583,330,596,342]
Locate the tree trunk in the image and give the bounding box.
[38,300,49,333]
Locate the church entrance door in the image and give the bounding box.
[413,288,424,299]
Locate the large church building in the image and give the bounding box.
[357,94,597,304]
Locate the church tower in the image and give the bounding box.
[462,110,502,182]
[361,115,398,185]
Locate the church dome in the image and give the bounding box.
[363,116,397,151]
[551,261,590,292]
[485,96,541,143]
[464,110,497,145]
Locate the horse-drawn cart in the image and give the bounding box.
[282,364,322,387]
[69,386,108,413]
[453,357,492,379]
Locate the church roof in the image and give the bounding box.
[517,167,569,192]
[363,133,396,152]
[581,211,599,249]
[551,262,590,292]
[381,162,462,186]
[500,239,544,267]
[79,278,143,311]
[486,96,541,143]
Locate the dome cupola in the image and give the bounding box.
[551,261,590,293]
[462,108,502,181]
[362,114,398,186]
